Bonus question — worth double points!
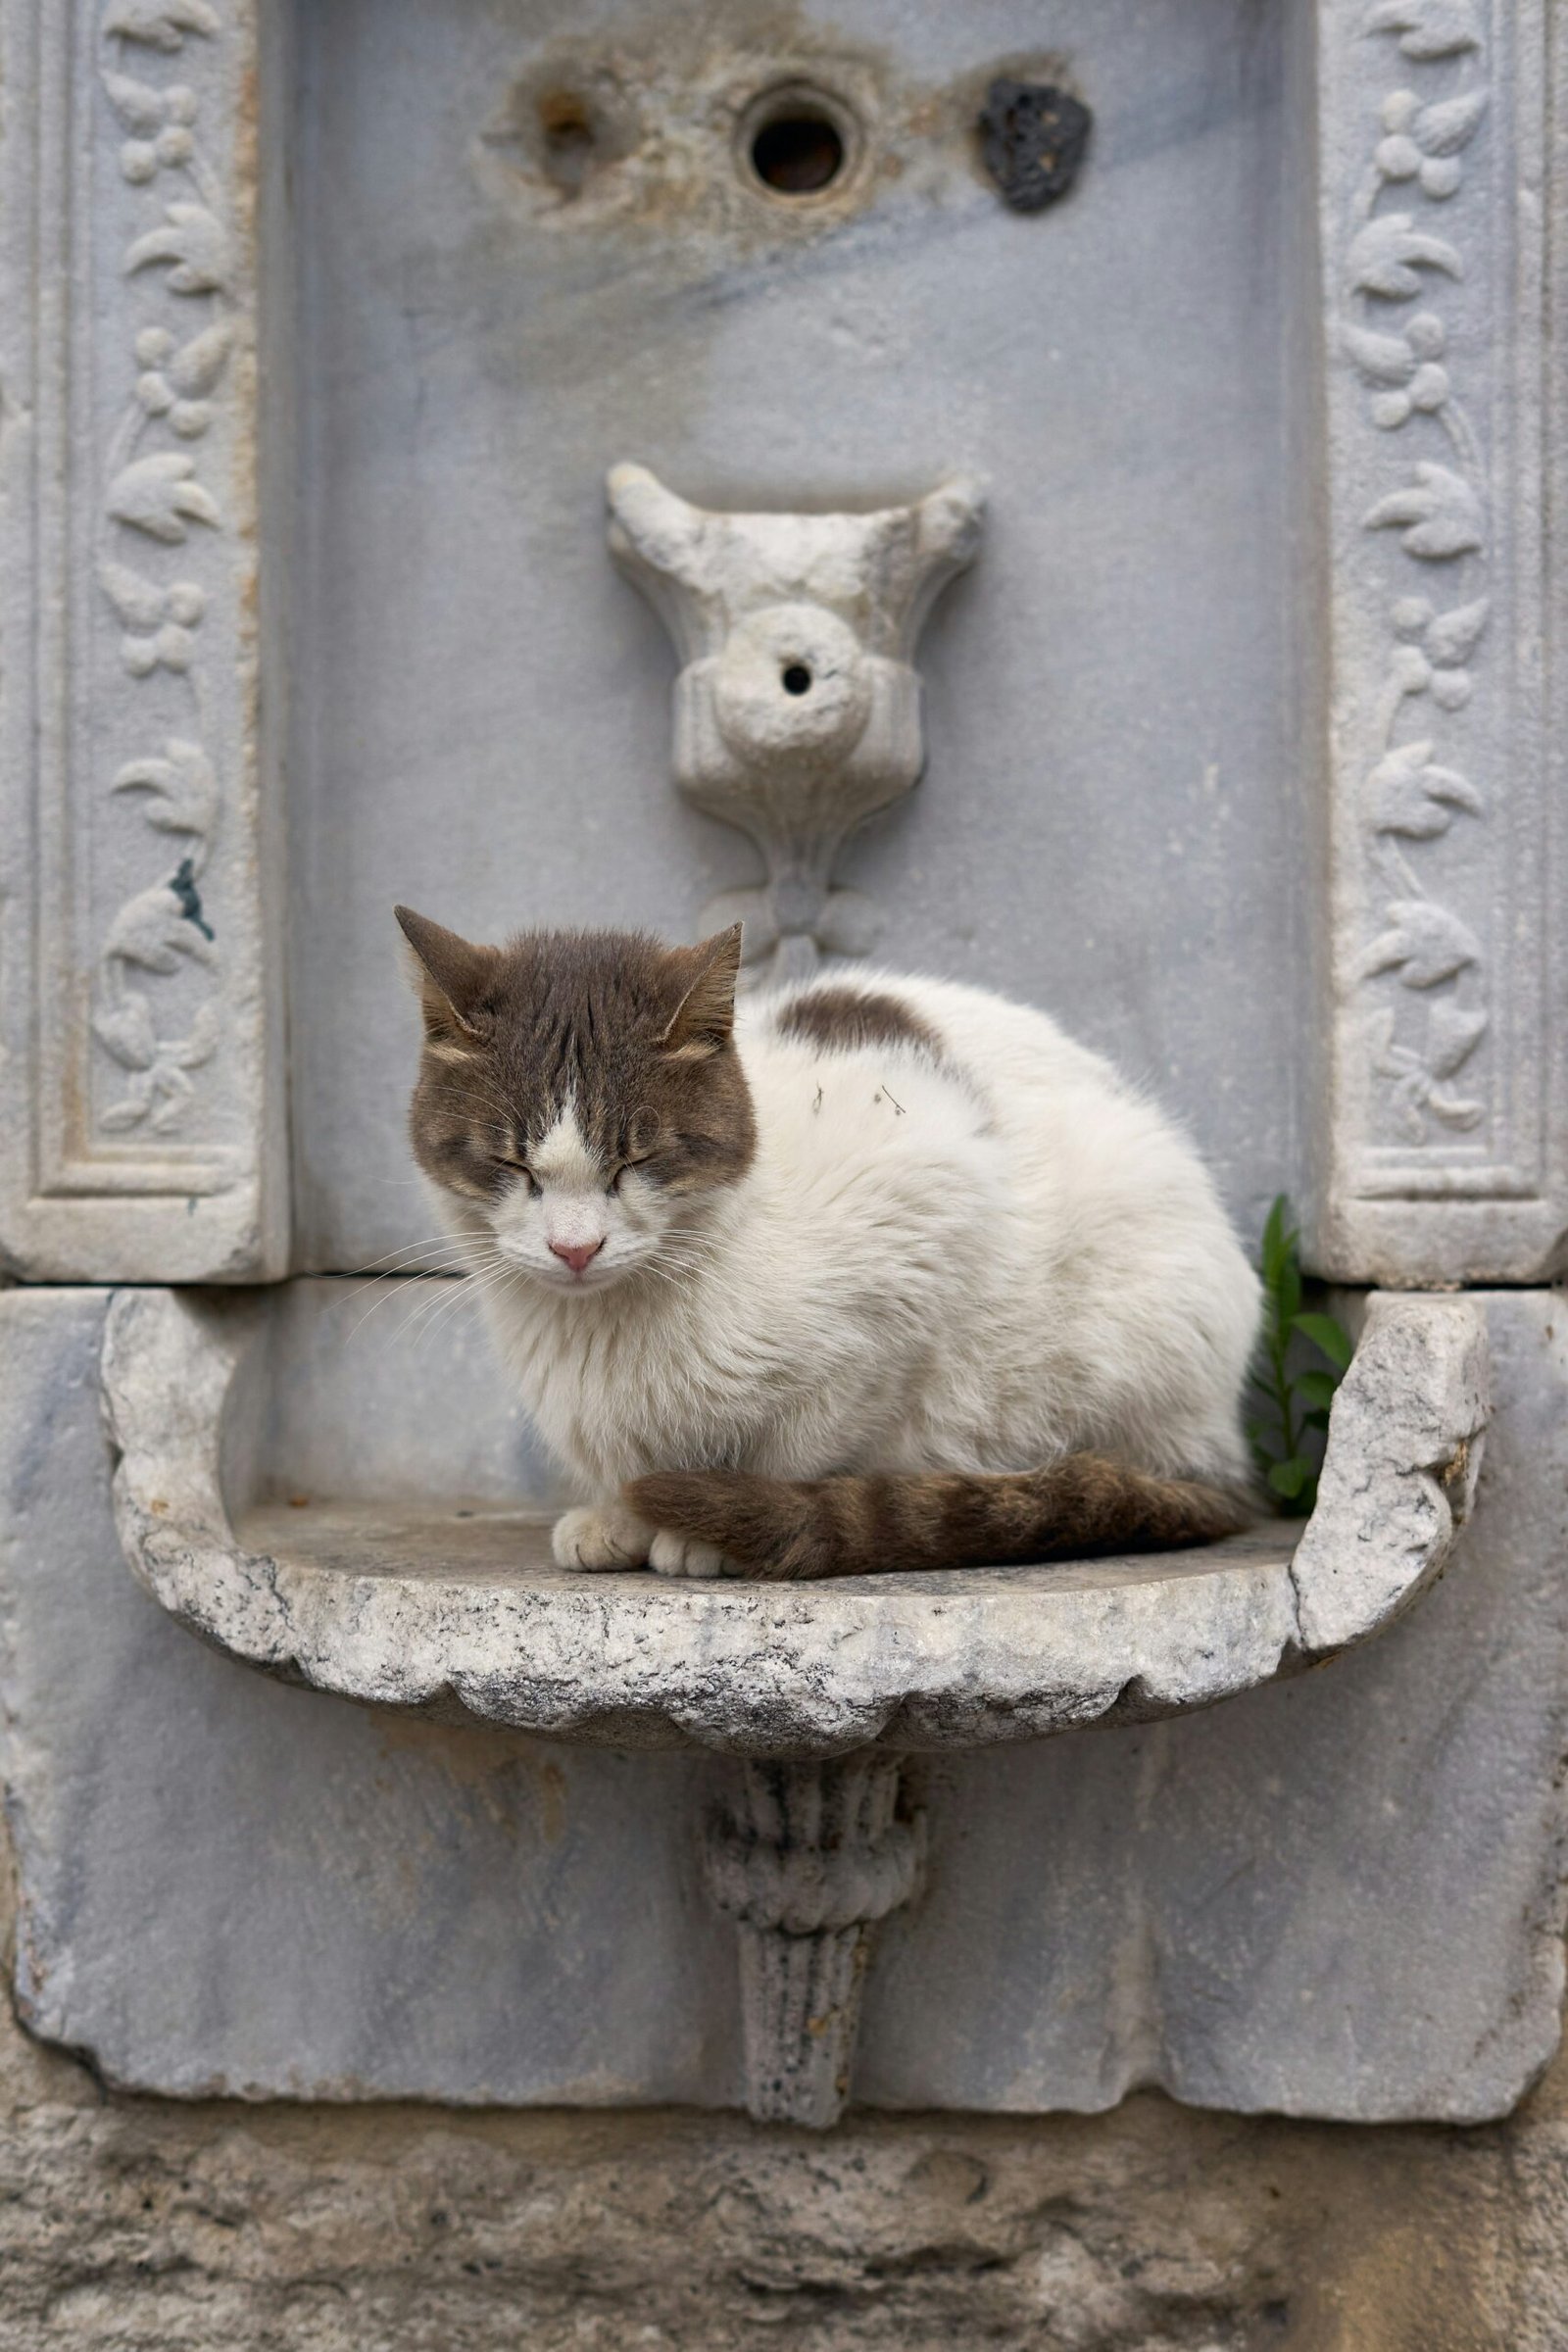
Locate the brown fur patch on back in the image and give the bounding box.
[625,1456,1251,1581]
[775,986,943,1059]
[399,917,756,1204]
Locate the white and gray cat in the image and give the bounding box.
[398,909,1261,1579]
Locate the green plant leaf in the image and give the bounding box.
[1293,1312,1353,1371]
[1260,1194,1298,1289]
[1278,1259,1302,1327]
[1248,1194,1348,1523]
[1260,1193,1287,1269]
[1267,1456,1309,1499]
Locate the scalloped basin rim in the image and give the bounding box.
[101,1285,1494,1758]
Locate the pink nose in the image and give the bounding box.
[550,1238,604,1275]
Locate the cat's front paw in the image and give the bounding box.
[552,1501,654,1571]
[648,1528,741,1580]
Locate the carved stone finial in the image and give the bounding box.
[608,463,983,982]
[705,1751,924,2128]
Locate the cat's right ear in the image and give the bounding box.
[395,906,498,1042]
[662,922,744,1056]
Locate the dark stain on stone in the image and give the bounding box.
[978,77,1092,213]
[172,856,215,941]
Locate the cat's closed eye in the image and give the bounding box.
[493,1154,541,1197]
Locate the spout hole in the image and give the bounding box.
[738,82,861,203]
[781,663,813,696]
[537,89,598,195]
[751,112,844,195]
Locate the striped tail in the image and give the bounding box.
[623,1456,1251,1583]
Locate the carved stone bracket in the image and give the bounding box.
[706,1752,924,2128]
[608,462,983,984]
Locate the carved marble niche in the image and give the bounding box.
[0,0,1558,1286]
[0,0,1565,2139]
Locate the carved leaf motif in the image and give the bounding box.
[92,996,159,1071]
[96,999,219,1131]
[1364,463,1483,559]
[1414,92,1489,155]
[147,1068,199,1132]
[100,1073,158,1130]
[124,203,231,295]
[108,452,220,543]
[1427,1002,1488,1078]
[1358,900,1482,988]
[102,71,168,131]
[99,559,167,627]
[112,738,217,838]
[1368,1002,1486,1137]
[1426,1086,1484,1129]
[1365,740,1483,836]
[168,320,232,396]
[1424,596,1489,664]
[1367,1010,1435,1141]
[1347,215,1462,300]
[101,0,219,48]
[1343,323,1416,385]
[1362,0,1482,59]
[103,880,218,974]
[170,1002,220,1068]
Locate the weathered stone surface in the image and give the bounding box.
[2,1282,1557,2120]
[99,1285,1487,1757]
[1,1885,1566,2352]
[1310,0,1567,1285]
[0,0,288,1282]
[1290,1290,1488,1652]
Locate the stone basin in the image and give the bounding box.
[103,1282,1489,1764]
[100,1277,1490,2126]
[228,1500,1303,1758]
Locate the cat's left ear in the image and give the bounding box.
[662,924,744,1055]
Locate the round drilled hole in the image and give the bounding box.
[781,663,813,696]
[537,89,598,195]
[752,111,844,195]
[738,82,861,204]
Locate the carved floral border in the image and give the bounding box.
[1343,0,1493,1149]
[92,0,233,1136]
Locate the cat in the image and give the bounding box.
[396,907,1260,1580]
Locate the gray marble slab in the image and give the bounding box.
[2,1284,1562,2119]
[285,0,1305,1271]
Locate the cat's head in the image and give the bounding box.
[397,909,755,1293]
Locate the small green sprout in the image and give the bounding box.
[1247,1194,1353,1517]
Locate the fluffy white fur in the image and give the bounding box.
[436,974,1261,1579]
